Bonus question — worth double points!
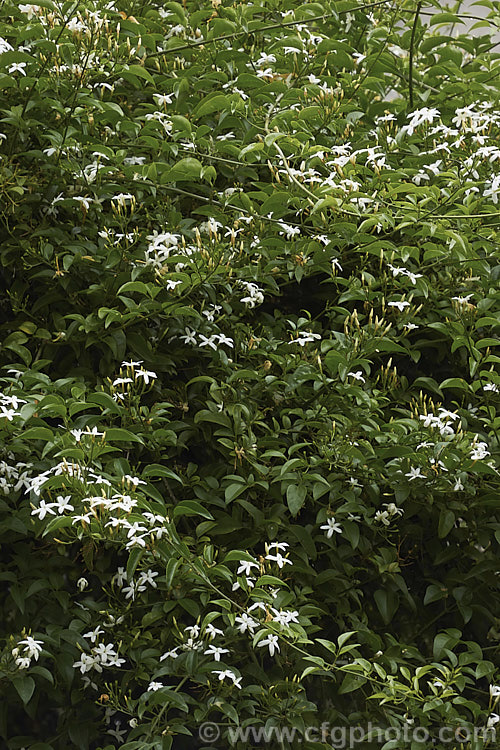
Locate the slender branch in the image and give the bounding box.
[409,1,422,110]
[145,0,399,59]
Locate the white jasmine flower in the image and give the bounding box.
[215,333,234,347]
[257,634,280,656]
[77,577,89,592]
[212,669,242,688]
[179,328,197,345]
[347,370,365,383]
[266,543,289,555]
[237,559,259,576]
[470,442,490,461]
[83,626,104,643]
[8,63,27,76]
[451,294,474,304]
[112,377,133,386]
[198,334,218,350]
[405,467,424,480]
[320,517,342,538]
[234,613,258,633]
[265,552,292,568]
[204,624,224,640]
[374,510,390,525]
[160,648,179,661]
[18,636,43,659]
[153,93,173,106]
[31,499,57,520]
[388,300,410,311]
[271,609,299,627]
[0,38,13,53]
[137,569,159,588]
[135,368,157,384]
[147,681,164,692]
[204,645,230,661]
[53,495,74,513]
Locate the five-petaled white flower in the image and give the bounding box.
[234,613,258,634]
[31,499,56,520]
[135,368,157,384]
[204,645,230,661]
[18,636,43,659]
[258,634,280,656]
[320,517,343,538]
[212,669,242,688]
[147,681,164,692]
[237,559,259,576]
[388,300,410,311]
[9,63,27,76]
[405,467,424,481]
[265,552,292,568]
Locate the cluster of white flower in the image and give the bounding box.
[98,227,135,244]
[0,392,26,421]
[111,359,157,401]
[419,408,460,437]
[12,636,43,670]
[387,264,423,285]
[112,566,159,600]
[144,110,172,134]
[140,229,191,273]
[239,280,264,308]
[0,37,13,54]
[26,459,88,497]
[0,457,32,494]
[178,328,234,350]
[232,542,292,592]
[470,441,490,461]
[402,107,441,137]
[199,217,222,236]
[375,502,404,526]
[278,222,301,240]
[73,636,125,674]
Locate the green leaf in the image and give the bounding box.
[127,547,144,582]
[104,428,144,444]
[161,158,203,183]
[192,94,231,119]
[338,673,367,694]
[338,631,358,648]
[12,675,35,704]
[438,509,455,538]
[225,482,247,503]
[42,515,74,537]
[374,589,398,624]
[286,484,307,516]
[165,557,181,588]
[125,64,155,83]
[429,12,464,25]
[142,464,183,483]
[425,585,447,606]
[21,427,54,441]
[87,392,122,414]
[173,501,214,520]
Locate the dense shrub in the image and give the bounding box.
[0,0,499,748]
